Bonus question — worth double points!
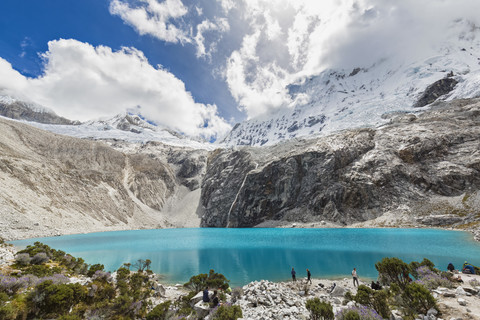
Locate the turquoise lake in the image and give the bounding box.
[11,228,480,287]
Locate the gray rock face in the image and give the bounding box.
[0,101,76,125]
[0,117,208,240]
[201,99,480,227]
[414,77,458,108]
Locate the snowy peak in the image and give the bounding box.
[221,19,480,147]
[0,96,214,150]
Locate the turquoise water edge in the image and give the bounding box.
[10,228,480,287]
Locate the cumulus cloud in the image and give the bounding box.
[109,0,190,43]
[221,0,480,119]
[0,39,231,140]
[110,0,231,59]
[194,17,230,59]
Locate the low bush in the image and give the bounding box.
[146,300,171,320]
[414,266,452,289]
[336,306,383,320]
[305,297,334,320]
[400,282,436,319]
[211,304,243,320]
[352,285,390,318]
[27,280,87,318]
[184,269,230,292]
[15,253,31,266]
[172,291,196,317]
[87,264,105,277]
[30,252,49,265]
[375,257,411,289]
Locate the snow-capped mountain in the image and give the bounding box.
[0,96,214,150]
[28,113,216,150]
[221,19,480,147]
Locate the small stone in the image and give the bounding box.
[456,287,466,295]
[457,298,467,306]
[427,307,438,316]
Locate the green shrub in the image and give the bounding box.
[173,291,196,317]
[352,285,390,319]
[30,252,49,265]
[212,304,243,320]
[375,257,411,289]
[409,258,436,279]
[305,298,334,320]
[343,310,361,320]
[87,264,105,277]
[401,282,436,318]
[184,269,230,292]
[22,264,54,277]
[15,253,31,266]
[336,306,383,320]
[146,300,171,320]
[28,280,86,318]
[58,315,83,320]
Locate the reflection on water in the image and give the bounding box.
[11,228,480,287]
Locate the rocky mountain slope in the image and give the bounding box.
[202,99,480,229]
[0,96,75,125]
[0,117,209,240]
[1,98,479,240]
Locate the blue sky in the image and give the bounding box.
[1,0,479,140]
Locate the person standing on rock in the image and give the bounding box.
[291,267,296,282]
[352,267,359,287]
[306,268,312,284]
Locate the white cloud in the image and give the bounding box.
[0,39,231,140]
[221,0,480,119]
[109,0,190,43]
[194,17,230,59]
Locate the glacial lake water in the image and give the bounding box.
[11,228,480,287]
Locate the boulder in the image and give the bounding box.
[194,300,211,318]
[457,298,467,306]
[456,287,466,296]
[330,285,346,297]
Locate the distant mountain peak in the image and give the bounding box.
[0,95,76,125]
[221,24,480,147]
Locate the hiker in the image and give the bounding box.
[211,290,219,308]
[463,263,475,274]
[447,262,455,272]
[291,267,296,282]
[202,287,210,302]
[306,268,312,284]
[352,268,359,287]
[328,282,336,293]
[371,281,382,290]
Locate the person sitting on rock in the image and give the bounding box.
[447,262,455,272]
[210,290,219,308]
[202,287,210,302]
[371,281,382,290]
[463,263,475,274]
